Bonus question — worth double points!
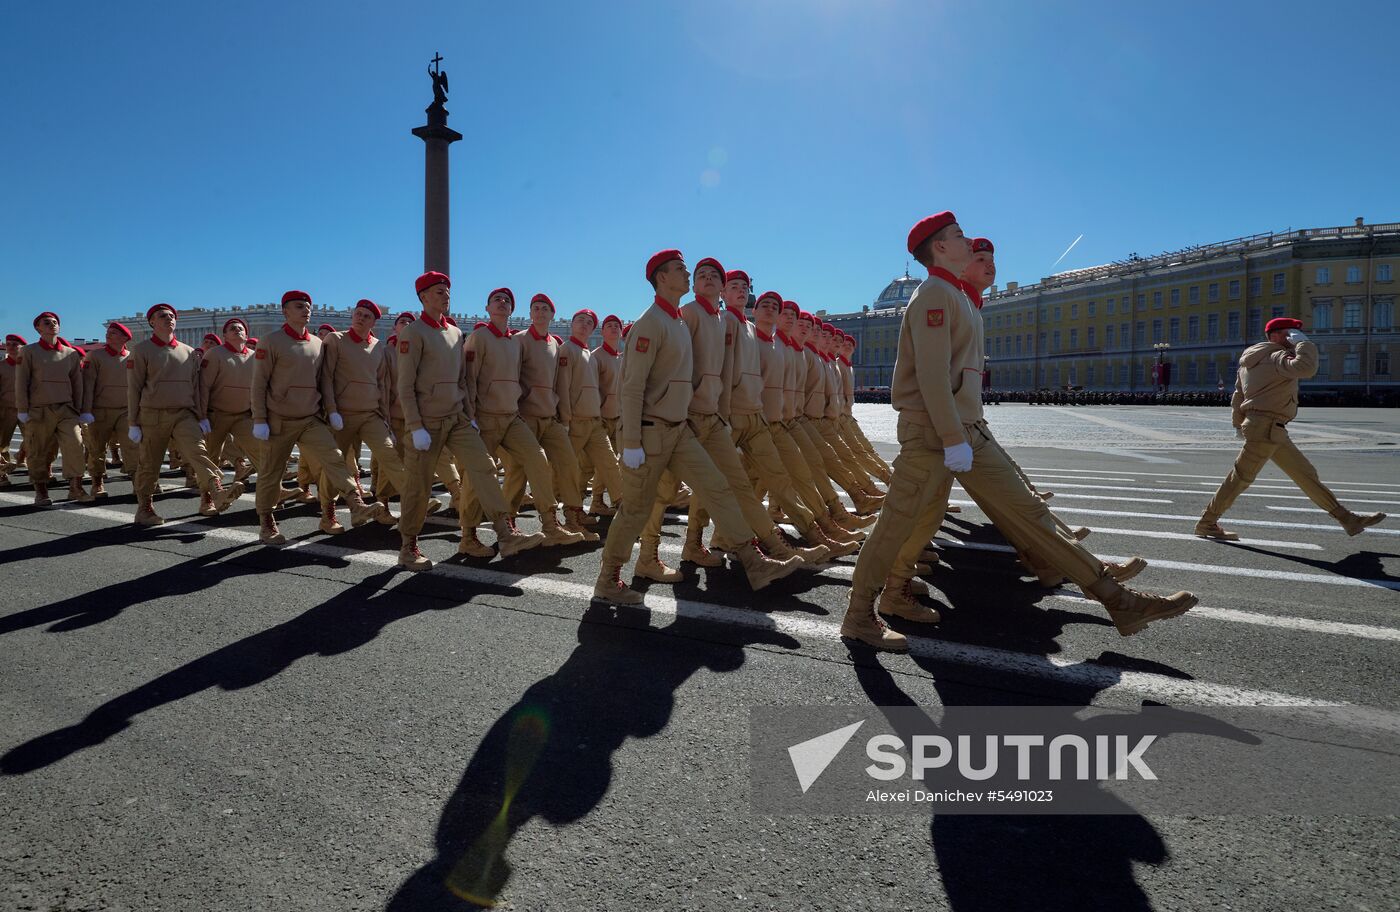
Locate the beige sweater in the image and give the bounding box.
[890,269,984,447]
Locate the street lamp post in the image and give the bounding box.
[1153,341,1172,392]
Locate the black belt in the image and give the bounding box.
[641,419,681,428]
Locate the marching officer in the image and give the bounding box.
[251,291,388,544]
[16,313,88,504]
[127,304,242,524]
[82,322,137,495]
[1197,317,1385,539]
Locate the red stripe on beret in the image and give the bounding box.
[646,248,683,282]
[354,298,382,319]
[415,272,450,294]
[907,211,957,255]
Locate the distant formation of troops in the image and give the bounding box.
[3,215,1385,652]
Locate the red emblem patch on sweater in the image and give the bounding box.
[399,341,410,354]
[636,337,651,353]
[559,356,568,366]
[465,350,474,362]
[256,349,268,359]
[927,309,945,328]
[725,331,733,346]
[125,360,135,369]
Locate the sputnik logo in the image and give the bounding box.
[787,720,864,794]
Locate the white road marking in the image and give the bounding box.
[961,501,1400,536]
[1049,410,1197,443]
[1021,479,1400,505]
[1025,466,1400,489]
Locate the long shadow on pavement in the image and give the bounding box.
[385,602,801,911]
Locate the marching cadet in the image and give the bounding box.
[381,310,461,513]
[587,313,625,516]
[251,291,388,544]
[559,308,622,526]
[397,272,544,569]
[843,212,1195,651]
[593,249,801,605]
[635,257,822,584]
[16,313,88,505]
[127,304,243,524]
[319,298,428,534]
[2,334,27,483]
[1197,317,1386,540]
[776,301,873,534]
[316,324,337,341]
[832,331,893,484]
[752,293,866,551]
[813,320,885,495]
[459,288,583,551]
[82,322,137,496]
[199,317,269,502]
[200,333,221,355]
[501,293,595,540]
[717,271,850,559]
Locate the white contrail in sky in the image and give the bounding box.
[1051,233,1084,269]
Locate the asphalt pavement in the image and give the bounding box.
[2,404,1397,911]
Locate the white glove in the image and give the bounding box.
[128,426,142,444]
[621,447,646,470]
[1286,329,1308,344]
[79,412,94,425]
[471,419,479,431]
[198,419,212,435]
[411,427,432,451]
[328,411,343,430]
[16,412,28,425]
[943,441,973,473]
[252,422,270,441]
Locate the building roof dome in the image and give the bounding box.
[873,270,920,310]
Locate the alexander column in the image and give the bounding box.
[411,53,462,274]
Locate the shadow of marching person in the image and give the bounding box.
[1222,541,1400,588]
[385,602,800,911]
[1,567,515,776]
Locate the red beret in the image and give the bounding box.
[622,322,633,338]
[281,290,311,306]
[646,248,683,282]
[202,333,222,344]
[724,269,751,287]
[798,311,816,323]
[755,291,782,308]
[32,312,60,328]
[395,311,417,325]
[248,336,259,345]
[6,334,27,344]
[415,272,450,294]
[573,308,598,328]
[353,298,382,319]
[971,237,994,254]
[317,323,337,334]
[843,333,855,343]
[780,300,800,315]
[694,257,726,280]
[821,322,837,333]
[108,322,133,340]
[222,318,247,334]
[145,303,175,322]
[601,313,622,328]
[486,287,515,309]
[907,211,958,255]
[530,293,556,313]
[1265,317,1303,334]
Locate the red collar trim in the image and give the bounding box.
[755,327,774,342]
[151,334,178,348]
[105,344,128,357]
[957,278,984,309]
[601,342,619,356]
[838,355,852,366]
[568,336,588,350]
[528,324,549,342]
[929,266,962,289]
[805,342,820,354]
[654,295,681,320]
[222,341,248,354]
[346,327,374,344]
[486,321,507,338]
[4,356,16,365]
[775,330,792,346]
[695,295,720,316]
[39,338,62,352]
[725,305,748,323]
[419,310,445,329]
[282,323,311,341]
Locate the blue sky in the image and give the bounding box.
[2,0,1396,338]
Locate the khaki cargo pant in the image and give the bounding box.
[255,414,357,516]
[401,413,509,538]
[22,404,85,482]
[570,416,621,510]
[792,418,867,503]
[642,412,777,545]
[838,413,890,478]
[320,411,406,509]
[0,407,19,465]
[205,409,262,472]
[1203,412,1343,520]
[377,417,460,500]
[503,414,582,511]
[730,412,818,536]
[88,406,137,477]
[768,420,842,519]
[602,419,754,565]
[135,407,220,498]
[815,417,879,490]
[588,415,621,505]
[461,413,556,527]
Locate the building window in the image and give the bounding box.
[1086,365,1095,386]
[1135,321,1146,345]
[1153,291,1163,309]
[1087,301,1096,317]
[1039,307,1048,322]
[1228,311,1241,339]
[1052,330,1061,351]
[1106,297,1116,314]
[1087,326,1096,347]
[1039,332,1047,352]
[1016,312,1024,326]
[1344,352,1360,377]
[1229,279,1241,299]
[1120,323,1130,348]
[1207,313,1220,340]
[1343,300,1362,329]
[1210,283,1221,302]
[1249,276,1262,297]
[1313,300,1333,330]
[1316,267,1331,284]
[1189,286,1201,305]
[1379,264,1393,282]
[1374,298,1394,330]
[1015,336,1022,355]
[1273,273,1286,294]
[1169,317,1181,343]
[1188,315,1200,341]
[1053,306,1062,321]
[1317,351,1330,379]
[1105,325,1115,347]
[1070,303,1078,319]
[1186,360,1198,384]
[993,337,1001,355]
[1152,319,1163,343]
[1271,305,1285,319]
[1069,328,1078,349]
[1248,309,1262,337]
[1376,351,1390,376]
[1346,266,1362,284]
[1206,360,1218,383]
[1137,293,1146,311]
